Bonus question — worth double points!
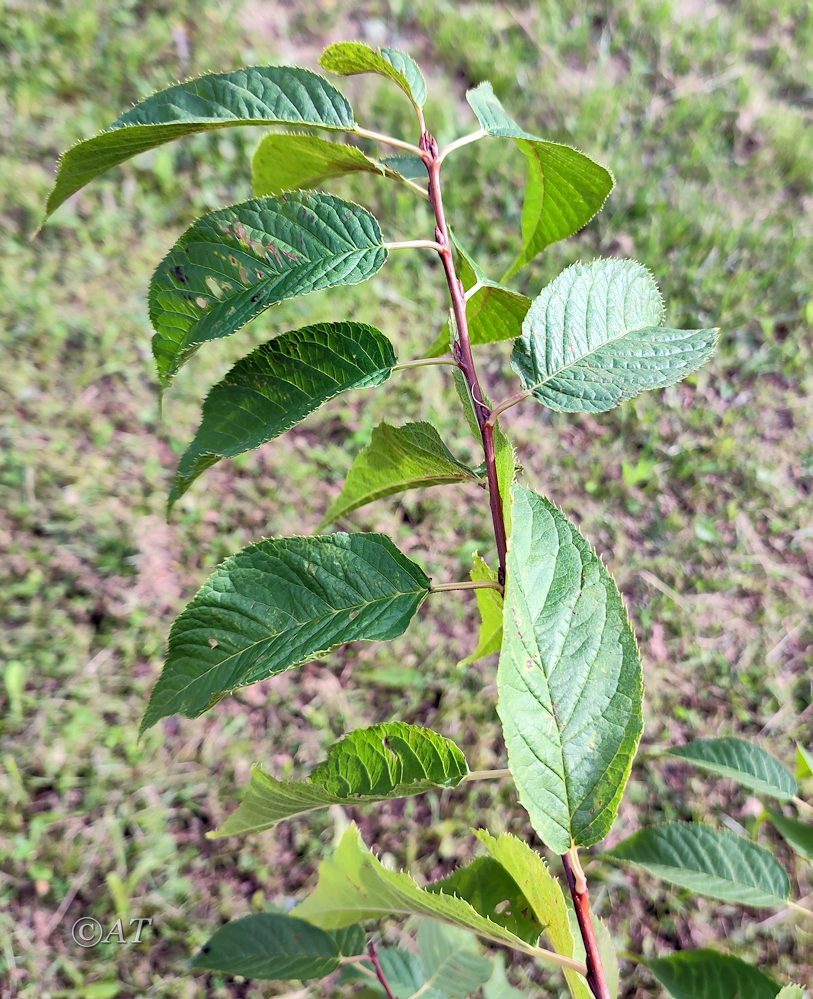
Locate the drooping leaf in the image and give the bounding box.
[190,912,340,980]
[668,737,797,801]
[150,192,387,387]
[475,830,591,999]
[498,485,643,853]
[211,722,468,837]
[766,807,813,861]
[607,823,790,907]
[253,134,385,196]
[321,421,479,526]
[321,42,427,108]
[43,67,355,222]
[169,322,396,506]
[294,825,582,972]
[567,912,619,999]
[512,259,719,414]
[797,744,813,780]
[466,82,613,277]
[417,921,493,997]
[483,954,524,999]
[458,554,503,667]
[142,533,429,730]
[647,949,780,999]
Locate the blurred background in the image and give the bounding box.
[1,0,811,995]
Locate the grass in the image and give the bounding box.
[1,0,811,995]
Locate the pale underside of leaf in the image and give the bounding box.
[321,42,427,108]
[252,133,387,196]
[417,921,494,997]
[647,949,781,999]
[668,736,797,800]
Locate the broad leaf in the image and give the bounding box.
[43,67,355,221]
[253,134,386,196]
[668,736,797,800]
[475,830,591,999]
[342,947,427,998]
[776,987,806,999]
[458,554,503,667]
[417,921,493,997]
[483,954,524,999]
[498,485,643,853]
[294,825,584,972]
[766,807,813,861]
[607,822,790,907]
[142,533,429,730]
[321,421,479,526]
[321,42,426,108]
[466,82,613,277]
[169,322,396,506]
[150,192,387,387]
[212,722,467,837]
[191,912,340,980]
[647,949,780,999]
[512,259,719,414]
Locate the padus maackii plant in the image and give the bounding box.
[42,42,812,999]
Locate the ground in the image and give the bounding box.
[1,0,811,996]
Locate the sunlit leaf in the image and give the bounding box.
[321,42,426,108]
[458,554,503,667]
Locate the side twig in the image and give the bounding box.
[367,940,397,999]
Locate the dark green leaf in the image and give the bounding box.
[329,923,366,957]
[647,949,780,999]
[321,42,426,108]
[669,737,797,800]
[766,807,813,861]
[142,533,429,730]
[253,134,385,196]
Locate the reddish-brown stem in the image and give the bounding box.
[562,853,611,999]
[367,940,397,999]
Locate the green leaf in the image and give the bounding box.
[483,954,524,999]
[330,923,367,957]
[321,421,479,526]
[169,322,396,506]
[43,67,355,222]
[458,555,503,667]
[498,485,643,853]
[150,192,387,388]
[294,825,578,971]
[512,259,719,414]
[766,807,813,861]
[321,42,426,108]
[668,736,797,801]
[466,82,613,277]
[191,912,340,980]
[142,533,429,730]
[211,722,468,837]
[474,830,591,999]
[647,949,781,999]
[381,154,428,180]
[797,744,813,780]
[607,822,790,907]
[253,134,384,196]
[494,423,516,538]
[417,921,493,997]
[342,947,427,998]
[776,986,806,999]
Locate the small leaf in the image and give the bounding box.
[483,954,524,999]
[513,259,719,414]
[417,921,493,997]
[766,807,813,861]
[191,912,340,980]
[321,42,426,108]
[212,722,467,837]
[322,421,479,526]
[458,555,503,667]
[142,533,429,730]
[43,67,355,222]
[647,949,780,999]
[797,744,813,780]
[169,322,396,506]
[607,822,790,907]
[253,134,385,196]
[150,192,387,388]
[776,986,806,999]
[498,486,643,853]
[668,736,797,800]
[466,82,613,277]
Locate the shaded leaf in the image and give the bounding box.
[150,192,387,387]
[321,42,426,108]
[483,954,524,999]
[568,912,619,999]
[512,259,719,414]
[330,923,366,957]
[458,554,503,667]
[647,949,780,999]
[607,823,790,907]
[212,722,467,837]
[342,947,428,999]
[169,322,396,506]
[253,134,385,196]
[381,154,428,180]
[766,807,813,861]
[417,921,493,997]
[142,533,429,730]
[498,485,643,853]
[668,736,797,800]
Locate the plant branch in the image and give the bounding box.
[392,357,457,373]
[431,580,504,593]
[386,239,445,252]
[462,768,512,782]
[355,125,427,158]
[485,390,532,427]
[562,851,612,999]
[793,796,813,817]
[439,128,488,161]
[367,940,397,999]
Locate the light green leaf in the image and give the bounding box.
[459,555,503,667]
[211,722,467,837]
[483,954,524,999]
[321,421,479,526]
[494,424,516,538]
[512,259,719,414]
[607,822,790,907]
[294,825,582,972]
[321,42,426,108]
[776,986,806,999]
[418,921,494,997]
[253,134,384,196]
[190,912,340,980]
[668,737,797,800]
[381,154,428,180]
[43,67,355,222]
[797,744,813,780]
[766,807,813,861]
[142,533,429,730]
[150,192,387,387]
[647,949,780,999]
[568,912,619,999]
[498,485,643,853]
[169,322,396,507]
[475,830,590,999]
[466,82,613,277]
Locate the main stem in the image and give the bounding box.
[420,129,611,999]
